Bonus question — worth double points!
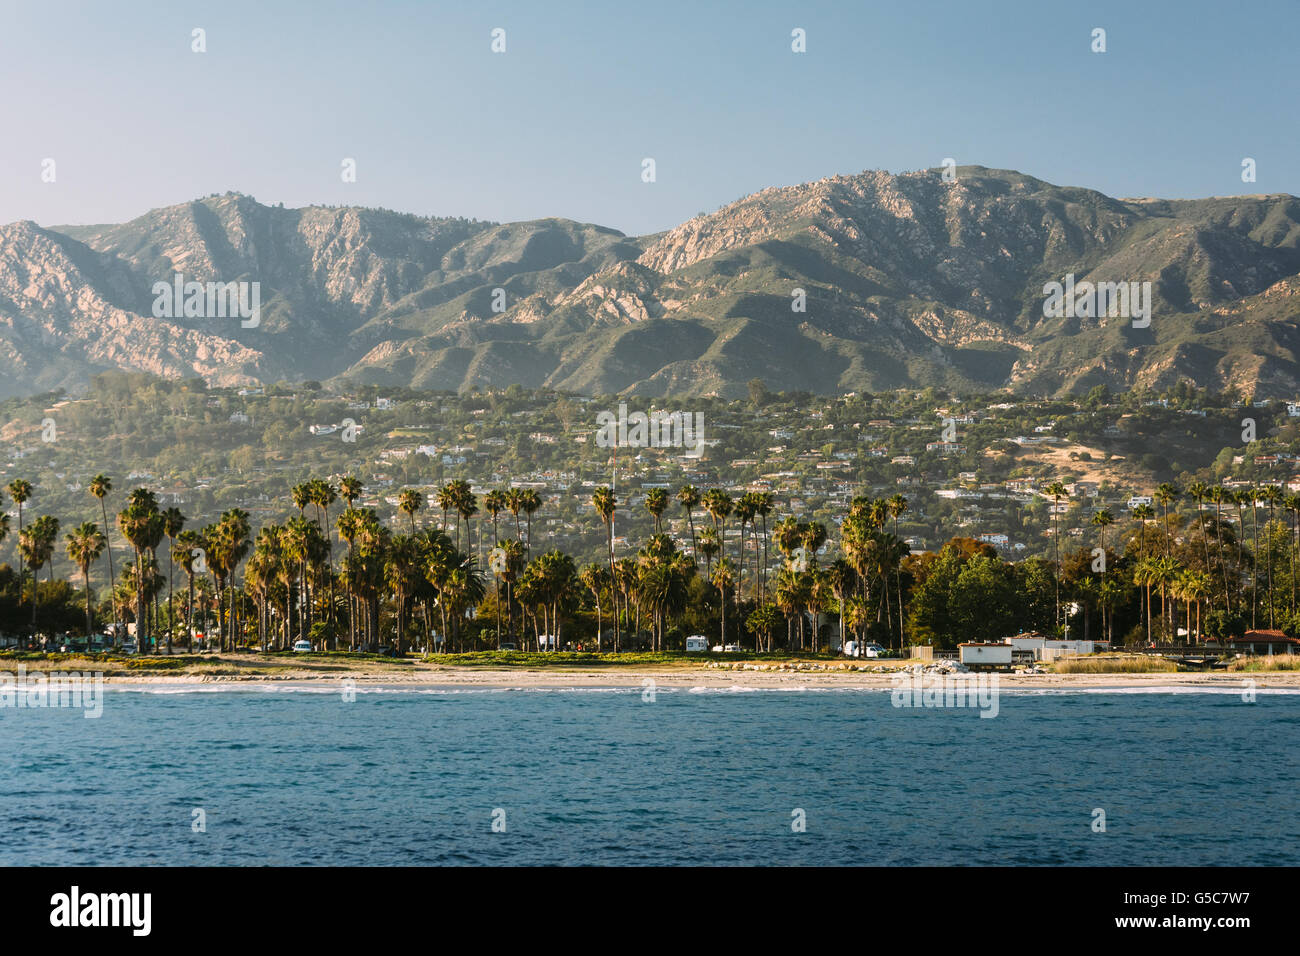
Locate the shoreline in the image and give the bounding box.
[6,651,1298,690]
[66,669,1300,691]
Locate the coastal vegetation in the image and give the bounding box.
[1,462,1298,657]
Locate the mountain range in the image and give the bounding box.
[2,165,1298,400]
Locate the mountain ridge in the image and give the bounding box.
[2,166,1298,399]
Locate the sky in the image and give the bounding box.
[1,0,1296,236]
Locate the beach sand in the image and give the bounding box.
[11,655,1294,691]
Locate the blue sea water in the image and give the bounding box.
[1,683,1296,866]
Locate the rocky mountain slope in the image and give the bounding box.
[2,167,1297,399]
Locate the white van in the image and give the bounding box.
[685,635,708,652]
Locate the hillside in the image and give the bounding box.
[1,167,1297,398]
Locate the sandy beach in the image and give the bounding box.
[7,653,1295,691]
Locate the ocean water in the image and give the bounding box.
[1,683,1297,866]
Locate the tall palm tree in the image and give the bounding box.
[174,529,204,651]
[1091,508,1114,638]
[711,557,734,649]
[1208,487,1232,614]
[484,489,506,544]
[591,486,618,651]
[886,494,908,646]
[644,488,669,535]
[161,507,185,653]
[735,492,758,602]
[436,483,458,540]
[1261,484,1282,629]
[89,474,119,638]
[339,476,363,510]
[1133,557,1157,645]
[1244,486,1261,629]
[65,522,106,639]
[580,563,611,652]
[1286,493,1300,618]
[7,478,32,633]
[518,489,541,555]
[309,478,339,647]
[1154,482,1179,559]
[1187,481,1211,584]
[21,514,60,634]
[505,488,523,541]
[676,485,701,565]
[336,509,367,649]
[755,492,774,600]
[1045,480,1067,633]
[398,488,423,532]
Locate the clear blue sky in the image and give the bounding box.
[2,0,1296,236]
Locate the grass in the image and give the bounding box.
[1227,655,1300,672]
[1050,654,1180,674]
[416,650,845,668]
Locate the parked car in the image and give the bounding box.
[862,643,886,658]
[292,640,313,653]
[685,635,708,652]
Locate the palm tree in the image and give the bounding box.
[644,488,669,535]
[677,485,701,565]
[292,482,311,519]
[1261,484,1282,628]
[7,478,32,634]
[1287,493,1300,618]
[1091,508,1113,638]
[484,489,506,543]
[436,483,458,540]
[1133,557,1158,645]
[755,492,774,600]
[174,529,204,650]
[89,474,119,638]
[825,558,855,654]
[309,478,339,647]
[580,563,610,652]
[518,489,541,554]
[1045,480,1067,633]
[591,487,618,651]
[702,489,733,569]
[1209,486,1232,613]
[1244,486,1261,629]
[697,527,720,582]
[385,533,422,655]
[398,488,423,532]
[1187,481,1211,584]
[886,494,908,646]
[1154,482,1179,559]
[506,488,523,541]
[339,476,363,510]
[161,507,185,653]
[336,508,364,650]
[735,492,758,602]
[65,522,105,639]
[774,566,801,649]
[711,557,734,649]
[21,514,60,635]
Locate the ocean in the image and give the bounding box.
[2,683,1296,865]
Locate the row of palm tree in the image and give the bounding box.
[9,467,1300,653]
